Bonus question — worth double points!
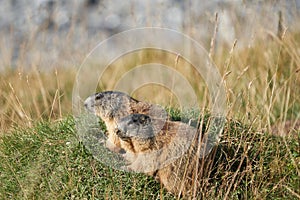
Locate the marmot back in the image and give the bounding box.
[84,91,168,152]
[115,113,206,197]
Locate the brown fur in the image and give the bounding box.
[84,91,168,152]
[115,114,209,197]
[271,119,300,136]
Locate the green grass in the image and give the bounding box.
[0,116,299,199]
[0,117,173,200]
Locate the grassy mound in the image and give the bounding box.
[0,117,171,199]
[0,116,299,199]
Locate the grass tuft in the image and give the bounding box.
[0,116,299,199]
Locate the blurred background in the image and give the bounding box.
[1,0,300,70]
[0,0,299,134]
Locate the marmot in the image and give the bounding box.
[271,119,300,136]
[84,91,168,152]
[115,113,211,197]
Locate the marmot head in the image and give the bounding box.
[115,114,155,142]
[84,91,139,120]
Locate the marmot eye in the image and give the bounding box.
[132,115,138,123]
[95,93,104,100]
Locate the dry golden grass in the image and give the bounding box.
[1,30,299,136]
[0,67,76,131]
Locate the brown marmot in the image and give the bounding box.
[84,91,168,152]
[271,119,300,136]
[115,113,213,197]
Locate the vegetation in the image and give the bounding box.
[0,8,300,200]
[0,114,299,199]
[0,117,170,199]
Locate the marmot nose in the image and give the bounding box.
[83,97,93,110]
[83,99,89,108]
